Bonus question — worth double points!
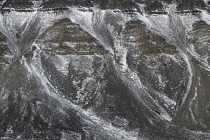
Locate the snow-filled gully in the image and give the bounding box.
[1,3,210,139]
[0,10,139,140]
[68,8,173,122]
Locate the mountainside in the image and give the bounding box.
[0,0,210,139]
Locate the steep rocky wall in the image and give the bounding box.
[0,0,209,11]
[0,0,210,140]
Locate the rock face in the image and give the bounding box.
[0,0,210,139]
[2,0,34,8]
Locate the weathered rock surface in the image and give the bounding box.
[0,0,210,140]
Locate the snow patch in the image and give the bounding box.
[53,55,71,76]
[201,10,210,25]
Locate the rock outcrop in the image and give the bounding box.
[0,0,210,139]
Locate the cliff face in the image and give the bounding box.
[0,0,210,139]
[1,0,208,10]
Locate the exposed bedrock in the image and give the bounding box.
[0,1,210,140]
